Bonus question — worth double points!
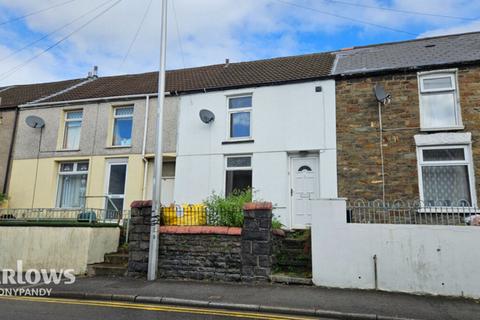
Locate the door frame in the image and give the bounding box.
[289,152,320,229]
[103,158,129,212]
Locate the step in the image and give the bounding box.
[89,263,127,277]
[270,274,313,285]
[282,239,308,250]
[104,253,129,265]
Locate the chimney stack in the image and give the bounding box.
[88,66,99,79]
[224,58,230,68]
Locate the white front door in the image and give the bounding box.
[105,159,128,216]
[291,156,319,228]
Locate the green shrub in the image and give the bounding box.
[272,217,283,230]
[0,193,6,204]
[203,189,252,227]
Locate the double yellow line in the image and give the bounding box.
[0,296,317,320]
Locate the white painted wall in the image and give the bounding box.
[0,227,119,275]
[311,199,480,299]
[175,80,337,228]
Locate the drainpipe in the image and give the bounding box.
[3,107,19,194]
[142,95,150,200]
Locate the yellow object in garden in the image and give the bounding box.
[162,204,207,226]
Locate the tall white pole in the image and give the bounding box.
[148,0,168,281]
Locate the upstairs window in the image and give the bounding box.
[63,110,82,149]
[417,146,475,207]
[418,71,461,130]
[228,96,252,139]
[225,155,252,196]
[112,106,133,146]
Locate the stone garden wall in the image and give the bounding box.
[128,201,282,282]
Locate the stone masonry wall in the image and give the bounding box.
[158,231,242,281]
[336,65,480,201]
[127,201,152,276]
[128,201,277,282]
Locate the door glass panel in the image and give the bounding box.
[108,164,127,195]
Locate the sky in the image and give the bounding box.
[0,0,479,86]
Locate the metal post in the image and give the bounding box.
[148,0,168,281]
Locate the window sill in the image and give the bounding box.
[105,145,132,149]
[56,149,80,152]
[420,126,464,132]
[222,139,254,145]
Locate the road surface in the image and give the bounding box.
[0,296,324,320]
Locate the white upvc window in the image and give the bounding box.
[227,95,252,140]
[112,106,134,146]
[56,161,89,208]
[63,110,83,149]
[418,70,462,130]
[225,155,252,196]
[417,145,476,207]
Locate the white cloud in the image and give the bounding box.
[0,0,478,86]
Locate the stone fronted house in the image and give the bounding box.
[333,31,480,207]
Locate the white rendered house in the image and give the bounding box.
[174,78,337,229]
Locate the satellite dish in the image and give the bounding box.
[373,84,391,104]
[199,109,215,124]
[25,115,45,128]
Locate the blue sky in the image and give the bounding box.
[0,0,479,86]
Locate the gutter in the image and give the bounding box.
[3,107,19,194]
[19,93,168,109]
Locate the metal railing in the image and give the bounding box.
[159,205,243,227]
[0,208,130,224]
[347,199,480,226]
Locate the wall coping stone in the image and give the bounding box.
[243,202,272,211]
[159,226,242,235]
[130,200,153,208]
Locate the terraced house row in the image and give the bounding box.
[1,31,480,228]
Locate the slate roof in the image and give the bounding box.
[333,31,480,75]
[0,78,84,109]
[36,52,335,103]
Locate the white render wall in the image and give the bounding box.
[311,199,480,299]
[174,80,337,227]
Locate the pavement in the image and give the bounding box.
[11,276,480,320]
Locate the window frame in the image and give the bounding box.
[62,110,83,150]
[111,105,134,147]
[416,144,477,208]
[417,69,462,131]
[226,95,253,141]
[55,161,89,208]
[224,155,253,196]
